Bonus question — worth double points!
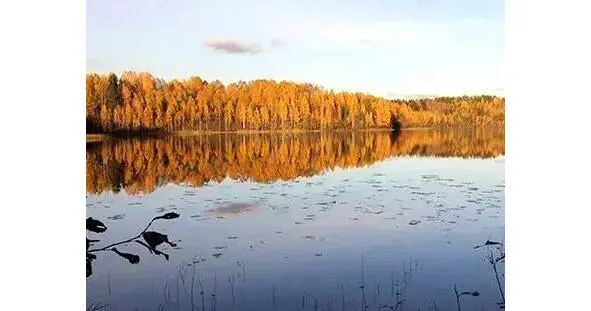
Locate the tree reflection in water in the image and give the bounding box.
[86,128,504,195]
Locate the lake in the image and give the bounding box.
[86,128,505,311]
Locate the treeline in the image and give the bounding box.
[86,129,504,194]
[86,72,505,133]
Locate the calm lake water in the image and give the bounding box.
[86,128,505,311]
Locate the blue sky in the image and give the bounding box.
[87,0,504,98]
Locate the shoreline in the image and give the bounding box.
[86,128,397,142]
[86,126,500,142]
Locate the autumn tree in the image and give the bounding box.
[86,72,505,133]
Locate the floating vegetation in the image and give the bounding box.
[411,191,433,196]
[107,214,125,220]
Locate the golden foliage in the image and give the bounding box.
[86,72,505,133]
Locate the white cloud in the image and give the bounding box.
[204,37,263,54]
[204,37,287,54]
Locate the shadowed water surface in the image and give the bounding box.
[86,128,504,311]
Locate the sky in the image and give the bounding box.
[87,0,504,98]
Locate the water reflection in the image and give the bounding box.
[86,128,504,195]
[205,202,262,219]
[86,128,504,311]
